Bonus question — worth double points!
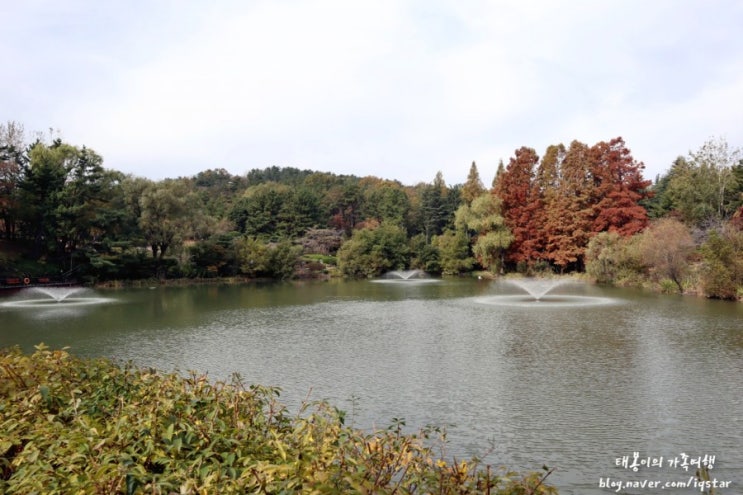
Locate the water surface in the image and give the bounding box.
[2,279,741,494]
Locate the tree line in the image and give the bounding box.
[1,121,741,298]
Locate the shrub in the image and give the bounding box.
[699,228,743,299]
[337,222,410,278]
[585,232,644,285]
[0,346,557,494]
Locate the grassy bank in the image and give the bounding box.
[1,346,556,494]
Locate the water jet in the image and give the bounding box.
[372,270,439,285]
[504,278,568,301]
[474,278,619,308]
[0,287,115,311]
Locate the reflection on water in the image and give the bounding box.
[1,280,742,494]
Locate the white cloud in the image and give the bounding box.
[3,0,743,185]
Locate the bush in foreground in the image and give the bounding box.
[0,345,556,494]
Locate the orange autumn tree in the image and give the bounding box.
[493,147,543,267]
[589,137,652,236]
[495,137,652,273]
[542,140,596,271]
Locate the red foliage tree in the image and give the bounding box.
[493,147,542,266]
[542,140,595,271]
[493,137,652,273]
[589,137,652,236]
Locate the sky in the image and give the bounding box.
[3,0,743,186]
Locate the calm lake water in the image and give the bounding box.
[2,279,742,494]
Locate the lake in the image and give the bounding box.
[1,278,741,494]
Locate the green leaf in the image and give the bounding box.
[163,423,174,442]
[125,473,140,495]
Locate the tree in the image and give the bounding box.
[187,233,239,278]
[699,226,743,299]
[493,147,540,268]
[277,186,324,238]
[361,179,410,225]
[17,140,78,258]
[491,159,505,189]
[229,182,293,238]
[433,230,474,275]
[638,218,694,292]
[455,193,512,272]
[139,179,193,260]
[461,161,485,205]
[589,137,651,236]
[236,237,301,279]
[409,233,441,273]
[326,180,363,234]
[542,140,595,271]
[419,172,451,242]
[665,137,742,228]
[642,162,682,219]
[0,121,27,239]
[55,147,118,267]
[585,231,644,285]
[192,168,246,218]
[337,222,410,277]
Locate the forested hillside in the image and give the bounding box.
[1,121,742,299]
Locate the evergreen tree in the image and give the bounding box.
[461,161,485,205]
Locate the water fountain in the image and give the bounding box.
[0,287,114,310]
[372,270,440,284]
[504,278,568,301]
[474,277,618,308]
[387,270,426,280]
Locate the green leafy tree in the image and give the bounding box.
[187,233,239,278]
[17,140,77,258]
[409,233,441,273]
[55,147,119,267]
[139,179,193,260]
[586,231,626,284]
[326,180,363,234]
[0,121,26,239]
[699,227,743,299]
[230,182,293,238]
[236,236,271,277]
[432,230,474,275]
[455,193,512,273]
[337,222,409,277]
[419,172,457,242]
[665,137,742,227]
[191,168,246,218]
[361,178,410,225]
[236,237,300,279]
[642,164,678,219]
[585,232,645,286]
[277,186,324,238]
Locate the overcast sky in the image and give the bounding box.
[3,0,742,186]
